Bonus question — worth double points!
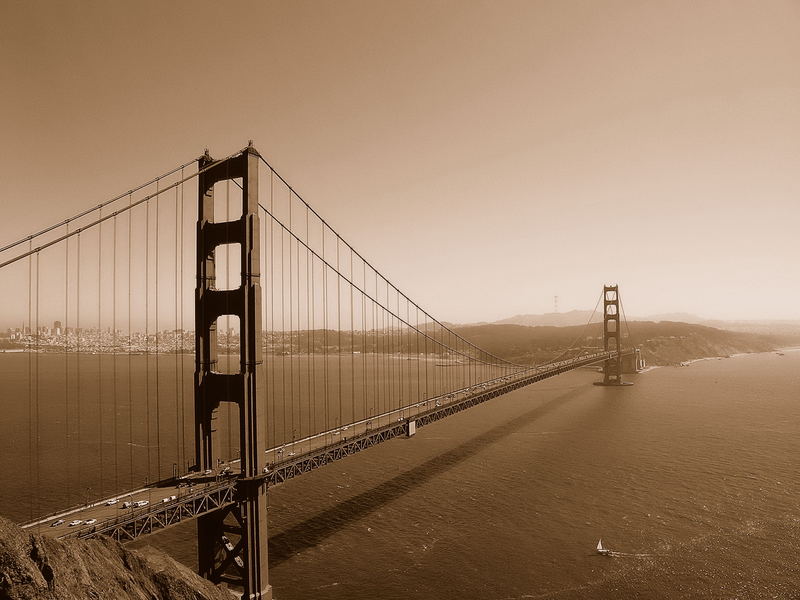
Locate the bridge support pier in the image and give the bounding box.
[621,348,645,374]
[195,144,272,599]
[594,284,633,387]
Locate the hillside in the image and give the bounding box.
[493,310,596,328]
[0,517,229,600]
[486,312,800,338]
[454,321,794,366]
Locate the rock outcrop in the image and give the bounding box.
[0,517,230,600]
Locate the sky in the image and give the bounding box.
[1,0,799,324]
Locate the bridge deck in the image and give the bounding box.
[25,351,624,543]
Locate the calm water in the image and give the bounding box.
[4,351,800,597]
[132,350,800,599]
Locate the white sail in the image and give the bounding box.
[597,540,604,551]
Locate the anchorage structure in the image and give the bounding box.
[194,144,272,599]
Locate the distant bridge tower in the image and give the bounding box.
[597,284,632,386]
[194,144,272,599]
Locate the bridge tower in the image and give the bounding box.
[597,284,631,386]
[194,144,272,599]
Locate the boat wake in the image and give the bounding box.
[604,551,653,558]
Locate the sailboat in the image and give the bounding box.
[596,539,611,556]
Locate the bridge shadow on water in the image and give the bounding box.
[268,385,587,566]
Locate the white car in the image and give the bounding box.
[135,500,149,507]
[68,520,83,527]
[106,499,118,506]
[161,495,177,503]
[84,518,97,525]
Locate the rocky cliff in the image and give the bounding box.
[0,517,229,600]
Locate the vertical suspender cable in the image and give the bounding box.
[127,194,134,491]
[155,179,161,480]
[281,225,286,447]
[174,169,183,474]
[174,179,181,475]
[289,191,294,445]
[145,193,150,485]
[270,172,276,450]
[398,298,402,412]
[350,248,354,426]
[294,202,300,442]
[64,227,70,504]
[415,304,420,405]
[296,219,301,441]
[385,285,389,413]
[113,210,119,493]
[307,208,313,439]
[423,308,428,402]
[372,275,377,419]
[323,231,329,439]
[362,260,366,423]
[35,250,40,525]
[98,209,103,497]
[76,233,82,500]
[337,239,341,432]
[385,279,389,417]
[26,241,32,521]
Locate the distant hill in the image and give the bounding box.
[487,311,800,338]
[643,312,705,323]
[493,310,598,328]
[454,321,798,366]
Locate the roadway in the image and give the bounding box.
[22,351,618,540]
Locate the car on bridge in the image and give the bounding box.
[50,519,64,527]
[85,519,97,525]
[68,520,82,527]
[106,498,118,506]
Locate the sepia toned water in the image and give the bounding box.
[4,351,800,598]
[0,351,506,522]
[140,350,800,599]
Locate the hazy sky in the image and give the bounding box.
[2,1,798,323]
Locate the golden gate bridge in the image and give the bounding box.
[0,142,641,598]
